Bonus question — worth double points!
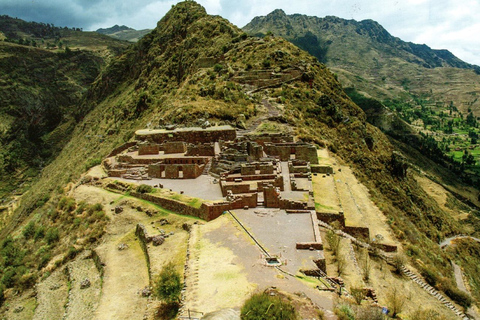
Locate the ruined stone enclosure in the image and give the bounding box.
[102,126,344,274]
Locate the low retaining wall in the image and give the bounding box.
[344,226,370,242]
[135,224,151,280]
[131,191,257,221]
[311,165,334,174]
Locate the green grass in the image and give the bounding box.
[315,202,335,211]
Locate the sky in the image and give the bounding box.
[2,0,480,66]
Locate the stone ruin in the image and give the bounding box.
[102,125,320,212]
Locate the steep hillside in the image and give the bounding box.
[96,25,152,42]
[244,9,480,187]
[243,10,480,113]
[0,17,129,221]
[1,2,480,318]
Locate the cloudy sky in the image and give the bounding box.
[2,0,480,65]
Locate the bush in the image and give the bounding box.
[154,262,181,303]
[241,292,298,320]
[443,283,472,309]
[22,221,36,239]
[58,197,76,212]
[392,253,406,274]
[45,228,59,244]
[34,226,46,240]
[420,266,439,286]
[154,302,180,320]
[335,304,355,320]
[137,184,153,194]
[350,287,365,305]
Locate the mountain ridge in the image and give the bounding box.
[243,9,479,70]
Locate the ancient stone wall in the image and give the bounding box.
[241,164,256,175]
[136,126,236,144]
[344,226,370,242]
[165,166,180,179]
[279,199,307,210]
[186,143,215,156]
[135,224,151,278]
[148,164,165,178]
[108,169,128,177]
[164,141,187,154]
[316,212,346,227]
[182,164,203,179]
[371,243,397,252]
[138,143,159,155]
[247,141,263,160]
[117,155,159,165]
[225,174,277,182]
[295,145,319,164]
[220,183,251,197]
[258,164,274,174]
[311,165,334,174]
[264,185,280,208]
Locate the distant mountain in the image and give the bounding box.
[96,24,152,42]
[243,10,480,117]
[96,24,133,34]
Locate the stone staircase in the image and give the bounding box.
[201,159,212,175]
[317,219,470,320]
[401,266,469,320]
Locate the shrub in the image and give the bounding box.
[335,304,355,320]
[34,226,46,240]
[58,197,76,212]
[386,287,405,317]
[154,262,181,303]
[443,283,472,309]
[22,221,36,239]
[415,308,447,320]
[85,158,102,170]
[137,184,153,194]
[350,287,365,305]
[241,292,298,320]
[392,253,406,274]
[213,63,223,72]
[155,302,180,320]
[420,266,439,286]
[45,228,59,244]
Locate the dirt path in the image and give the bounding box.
[237,98,284,136]
[64,251,102,320]
[33,268,69,320]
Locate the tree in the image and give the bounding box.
[154,262,181,303]
[386,287,405,317]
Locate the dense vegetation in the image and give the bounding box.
[0,195,108,293]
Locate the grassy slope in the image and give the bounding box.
[243,11,480,116]
[0,21,129,214]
